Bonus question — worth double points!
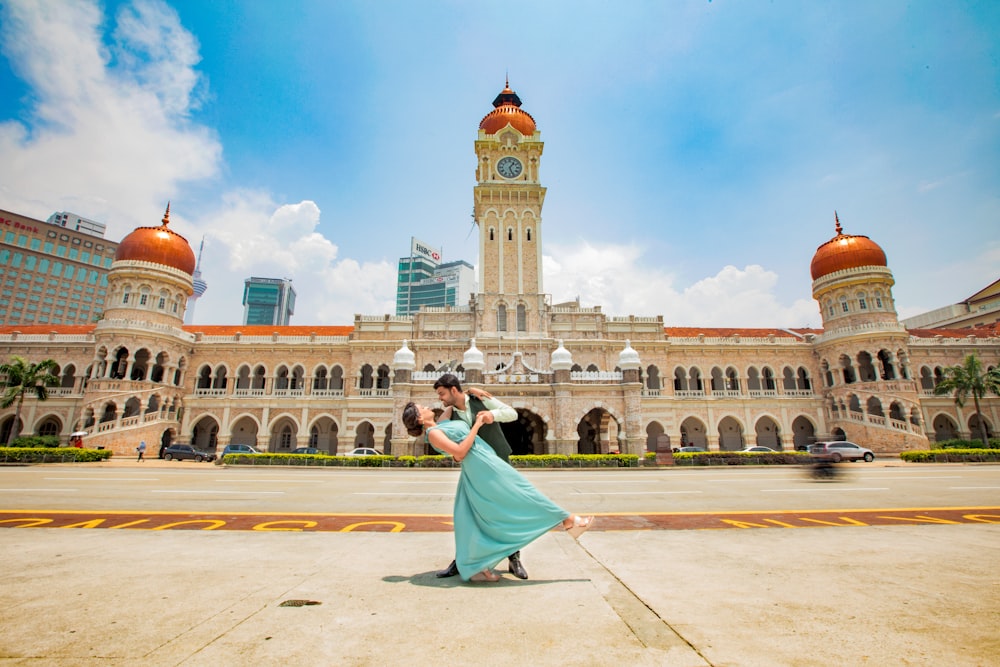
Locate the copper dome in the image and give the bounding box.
[810,214,887,280]
[479,81,536,136]
[115,204,197,275]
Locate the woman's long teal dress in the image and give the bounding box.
[427,420,570,580]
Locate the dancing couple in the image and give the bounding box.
[402,374,594,583]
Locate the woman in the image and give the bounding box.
[402,402,594,582]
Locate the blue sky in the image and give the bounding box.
[1,0,997,327]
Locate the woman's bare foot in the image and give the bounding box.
[563,514,595,539]
[469,569,500,583]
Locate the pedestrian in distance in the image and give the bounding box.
[402,401,594,583]
[136,440,146,462]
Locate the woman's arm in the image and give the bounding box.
[427,413,486,462]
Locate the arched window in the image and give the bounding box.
[497,304,507,332]
[516,304,526,331]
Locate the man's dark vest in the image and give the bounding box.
[454,395,513,463]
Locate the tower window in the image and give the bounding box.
[507,228,513,241]
[497,304,507,331]
[526,228,532,241]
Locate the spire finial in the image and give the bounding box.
[162,202,171,227]
[834,210,842,235]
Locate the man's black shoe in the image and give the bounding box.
[436,560,460,578]
[508,552,528,580]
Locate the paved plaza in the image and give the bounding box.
[1,461,997,665]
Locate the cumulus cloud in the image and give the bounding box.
[544,242,820,328]
[187,192,396,325]
[0,0,220,229]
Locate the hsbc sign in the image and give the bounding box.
[411,237,441,262]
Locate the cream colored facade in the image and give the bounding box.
[2,86,999,457]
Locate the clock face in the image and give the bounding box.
[496,156,523,179]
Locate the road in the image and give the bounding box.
[2,460,998,666]
[1,461,997,530]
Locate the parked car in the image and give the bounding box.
[162,444,216,462]
[676,446,707,453]
[808,441,875,462]
[222,444,260,456]
[740,446,778,453]
[345,447,382,456]
[291,447,320,455]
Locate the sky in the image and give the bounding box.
[0,0,997,329]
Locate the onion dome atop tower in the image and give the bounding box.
[115,204,196,275]
[810,212,887,280]
[462,339,485,371]
[618,340,641,370]
[551,340,573,371]
[393,340,416,370]
[479,78,537,135]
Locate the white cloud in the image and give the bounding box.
[544,242,820,328]
[185,192,396,325]
[0,0,220,231]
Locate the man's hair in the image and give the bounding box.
[433,373,462,392]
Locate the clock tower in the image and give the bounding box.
[473,81,547,335]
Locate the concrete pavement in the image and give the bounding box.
[2,503,998,665]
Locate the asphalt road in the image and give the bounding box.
[1,461,997,515]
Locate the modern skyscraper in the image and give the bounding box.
[46,211,107,238]
[396,237,475,315]
[242,277,296,325]
[0,208,117,326]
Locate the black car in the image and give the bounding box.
[291,447,320,455]
[162,444,216,462]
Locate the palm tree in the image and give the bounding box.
[933,354,1000,447]
[0,356,60,445]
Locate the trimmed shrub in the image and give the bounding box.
[933,438,1000,450]
[0,447,112,463]
[900,449,1000,463]
[8,435,61,448]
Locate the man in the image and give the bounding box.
[136,440,146,462]
[433,373,528,580]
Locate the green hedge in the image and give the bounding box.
[6,435,61,448]
[932,438,1000,450]
[669,451,813,466]
[0,447,113,463]
[900,449,1000,463]
[221,453,395,467]
[221,452,643,468]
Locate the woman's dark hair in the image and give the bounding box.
[402,402,424,437]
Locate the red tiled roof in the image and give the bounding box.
[0,325,96,334]
[663,327,816,338]
[907,324,1000,339]
[181,325,355,336]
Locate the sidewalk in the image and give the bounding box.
[2,518,997,665]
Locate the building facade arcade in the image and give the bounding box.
[2,84,998,457]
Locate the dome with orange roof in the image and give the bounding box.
[479,80,537,136]
[810,214,887,280]
[115,204,196,275]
